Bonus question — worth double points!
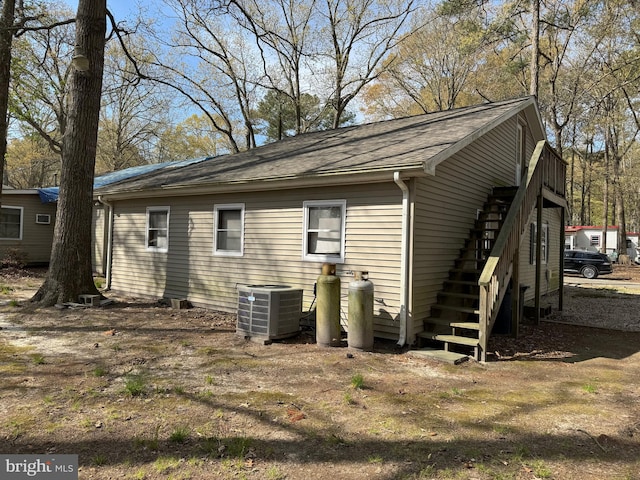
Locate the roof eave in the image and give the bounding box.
[423,97,544,175]
[95,167,428,201]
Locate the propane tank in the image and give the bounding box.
[316,263,341,347]
[347,271,374,351]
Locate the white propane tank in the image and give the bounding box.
[347,271,374,351]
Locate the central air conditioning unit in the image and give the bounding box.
[237,285,303,340]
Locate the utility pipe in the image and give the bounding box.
[97,196,113,290]
[393,172,411,347]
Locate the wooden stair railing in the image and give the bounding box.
[477,140,565,362]
[418,187,515,360]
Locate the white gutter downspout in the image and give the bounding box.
[97,196,113,290]
[394,172,410,347]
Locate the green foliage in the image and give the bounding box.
[222,437,252,458]
[343,391,356,405]
[265,466,286,480]
[437,0,485,17]
[254,90,353,141]
[350,373,364,389]
[92,454,108,466]
[153,455,181,473]
[169,425,190,443]
[530,459,553,478]
[31,353,45,365]
[123,373,147,396]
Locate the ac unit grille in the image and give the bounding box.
[237,285,303,339]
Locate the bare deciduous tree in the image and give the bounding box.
[33,0,106,305]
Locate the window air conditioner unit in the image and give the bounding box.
[237,285,303,340]
[35,214,51,225]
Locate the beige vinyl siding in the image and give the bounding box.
[519,207,563,302]
[0,193,56,265]
[109,182,405,339]
[410,116,532,338]
[92,205,105,273]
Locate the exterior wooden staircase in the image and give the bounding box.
[414,140,567,363]
[417,187,517,362]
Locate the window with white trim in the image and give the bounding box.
[530,221,549,265]
[590,235,600,247]
[303,200,346,263]
[0,206,23,240]
[214,204,244,256]
[146,207,169,252]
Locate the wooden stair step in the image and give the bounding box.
[407,348,469,365]
[460,247,492,257]
[450,268,482,275]
[484,200,511,208]
[425,317,480,330]
[432,334,480,347]
[472,226,501,232]
[456,257,483,263]
[432,304,479,315]
[478,212,504,220]
[492,186,518,196]
[438,291,478,300]
[444,279,479,288]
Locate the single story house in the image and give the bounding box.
[94,97,567,362]
[0,186,58,266]
[565,225,640,262]
[32,158,214,273]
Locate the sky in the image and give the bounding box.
[62,0,160,25]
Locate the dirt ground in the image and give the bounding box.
[0,266,639,480]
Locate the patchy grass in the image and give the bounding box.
[350,373,365,389]
[0,272,639,479]
[123,373,148,397]
[169,425,190,443]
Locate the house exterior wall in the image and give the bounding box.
[566,228,638,261]
[0,193,57,265]
[519,207,563,302]
[108,182,406,339]
[92,205,105,274]
[410,114,533,338]
[571,228,617,253]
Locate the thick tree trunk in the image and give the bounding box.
[613,151,627,256]
[0,0,16,202]
[601,142,610,255]
[32,0,106,306]
[615,185,627,256]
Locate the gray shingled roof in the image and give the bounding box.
[96,97,539,197]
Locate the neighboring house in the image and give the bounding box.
[0,186,57,265]
[36,157,214,274]
[94,97,567,362]
[565,225,640,262]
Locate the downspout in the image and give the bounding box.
[97,196,113,290]
[394,172,410,347]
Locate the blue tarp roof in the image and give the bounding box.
[37,156,213,204]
